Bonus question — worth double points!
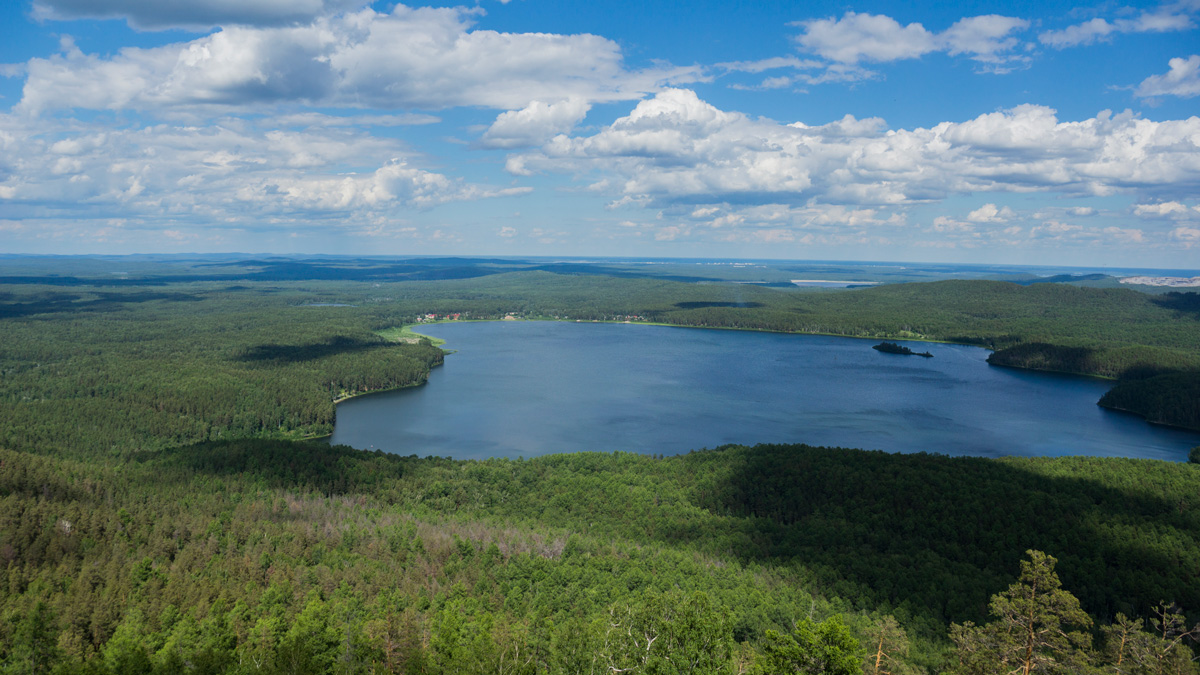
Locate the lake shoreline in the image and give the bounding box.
[331,320,1200,461]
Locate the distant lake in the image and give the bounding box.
[330,321,1200,461]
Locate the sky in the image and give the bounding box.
[0,0,1198,267]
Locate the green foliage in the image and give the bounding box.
[756,616,861,675]
[1100,372,1200,430]
[949,550,1092,675]
[1100,606,1200,675]
[0,264,1198,673]
[951,554,1200,675]
[1,600,59,675]
[862,615,911,675]
[600,590,734,675]
[3,439,1199,673]
[0,283,443,458]
[274,595,342,675]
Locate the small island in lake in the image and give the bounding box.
[874,341,933,358]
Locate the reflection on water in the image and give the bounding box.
[330,322,1200,461]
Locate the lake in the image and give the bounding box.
[329,321,1200,461]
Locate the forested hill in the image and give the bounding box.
[2,440,1199,673]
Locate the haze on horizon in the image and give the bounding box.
[0,0,1198,267]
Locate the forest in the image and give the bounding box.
[0,255,1198,673]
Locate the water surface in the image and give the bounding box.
[330,321,1200,461]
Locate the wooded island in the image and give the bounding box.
[873,341,934,357]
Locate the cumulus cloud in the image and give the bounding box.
[1134,201,1197,216]
[481,98,591,149]
[1039,18,1118,49]
[1102,226,1146,243]
[16,5,700,115]
[794,13,939,64]
[511,90,1200,212]
[1136,55,1200,99]
[792,12,1029,67]
[967,203,1016,222]
[32,0,368,30]
[1039,1,1199,48]
[639,201,910,248]
[244,160,531,211]
[1172,226,1200,244]
[0,113,529,233]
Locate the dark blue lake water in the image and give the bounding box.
[329,321,1200,461]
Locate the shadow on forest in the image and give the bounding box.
[674,444,1200,631]
[146,439,1200,637]
[150,439,400,496]
[1151,291,1200,319]
[0,291,204,318]
[234,336,382,363]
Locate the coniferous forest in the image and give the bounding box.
[1,256,1198,674]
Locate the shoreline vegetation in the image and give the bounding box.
[1,257,1199,673]
[374,325,448,348]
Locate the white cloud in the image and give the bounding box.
[967,203,1016,222]
[248,160,531,211]
[716,56,822,73]
[1172,225,1200,244]
[794,12,939,64]
[268,112,441,128]
[1136,55,1200,99]
[0,113,529,232]
[1030,221,1084,239]
[1102,226,1145,243]
[930,216,973,233]
[942,15,1031,62]
[793,12,1028,67]
[652,225,691,241]
[497,226,517,237]
[1134,201,1195,217]
[511,90,1200,211]
[1040,1,1199,48]
[481,98,591,149]
[16,5,701,115]
[758,76,795,90]
[32,0,368,30]
[1038,18,1117,49]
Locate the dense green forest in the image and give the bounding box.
[1,256,1199,673]
[2,440,1199,673]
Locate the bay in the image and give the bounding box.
[329,321,1200,461]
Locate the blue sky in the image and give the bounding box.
[1,0,1198,266]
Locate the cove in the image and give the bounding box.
[329,321,1200,461]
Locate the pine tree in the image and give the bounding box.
[950,550,1092,675]
[863,615,910,675]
